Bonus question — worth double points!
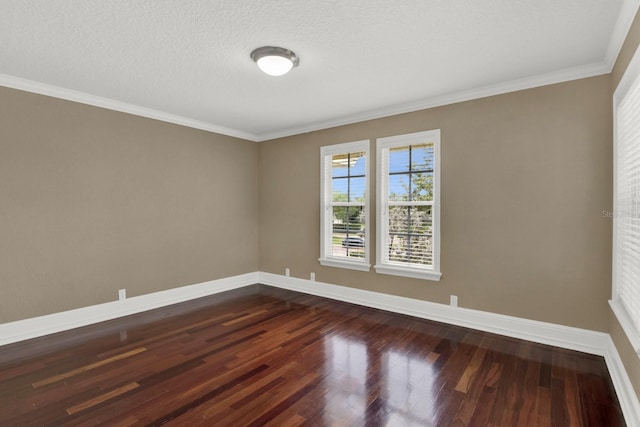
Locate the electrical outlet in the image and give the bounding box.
[450,295,458,307]
[118,289,126,301]
[310,272,315,281]
[285,268,290,277]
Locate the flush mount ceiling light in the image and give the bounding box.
[250,46,299,76]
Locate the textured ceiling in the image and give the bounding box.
[1,0,638,141]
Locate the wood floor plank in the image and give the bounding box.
[66,382,139,415]
[455,346,487,393]
[0,284,627,426]
[31,347,147,388]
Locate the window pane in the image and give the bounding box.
[332,152,366,202]
[389,207,432,234]
[350,152,366,176]
[409,172,433,202]
[388,235,409,263]
[389,146,410,173]
[387,206,433,266]
[331,153,350,178]
[389,206,409,233]
[332,177,349,202]
[387,234,433,266]
[409,206,432,234]
[331,206,365,258]
[332,152,365,178]
[408,235,432,265]
[411,144,434,171]
[349,177,366,202]
[389,174,409,201]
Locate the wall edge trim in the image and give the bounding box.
[258,272,608,355]
[256,62,609,141]
[1,272,636,426]
[0,73,259,142]
[0,63,609,144]
[605,335,640,427]
[0,272,259,346]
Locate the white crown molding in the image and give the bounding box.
[0,61,612,144]
[0,73,260,142]
[255,62,611,141]
[255,0,638,141]
[0,272,258,347]
[605,335,640,427]
[605,0,640,67]
[3,0,638,145]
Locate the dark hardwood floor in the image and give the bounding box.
[0,285,625,426]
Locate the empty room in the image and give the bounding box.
[1,1,640,426]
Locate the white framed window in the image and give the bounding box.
[375,130,441,281]
[612,45,640,358]
[319,140,371,271]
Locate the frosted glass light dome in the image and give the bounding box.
[251,46,299,77]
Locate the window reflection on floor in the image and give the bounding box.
[322,333,438,426]
[323,335,368,425]
[383,350,436,426]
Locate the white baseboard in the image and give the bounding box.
[605,336,640,427]
[0,272,259,347]
[0,271,610,354]
[1,271,637,426]
[258,272,608,355]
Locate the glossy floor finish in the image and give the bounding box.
[0,285,625,426]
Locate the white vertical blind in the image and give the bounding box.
[614,58,640,356]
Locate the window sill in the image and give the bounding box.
[319,258,371,272]
[374,264,442,281]
[609,299,640,359]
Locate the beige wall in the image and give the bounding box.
[0,86,259,323]
[610,6,640,402]
[259,75,612,332]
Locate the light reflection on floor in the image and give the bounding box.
[323,333,437,426]
[323,335,368,425]
[383,350,436,426]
